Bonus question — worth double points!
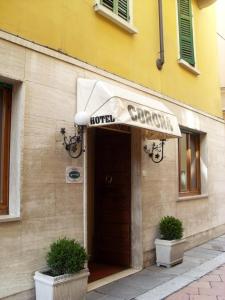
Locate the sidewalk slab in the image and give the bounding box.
[115,271,175,290]
[87,292,123,300]
[92,280,147,300]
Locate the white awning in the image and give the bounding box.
[76,78,181,139]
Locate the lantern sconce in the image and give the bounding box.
[143,139,166,163]
[60,111,89,159]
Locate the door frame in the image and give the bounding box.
[85,127,143,270]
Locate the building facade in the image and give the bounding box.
[0,0,224,299]
[217,0,225,119]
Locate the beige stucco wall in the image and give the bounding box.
[0,38,85,298]
[0,33,225,299]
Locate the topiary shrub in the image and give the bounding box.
[159,216,183,240]
[46,237,88,276]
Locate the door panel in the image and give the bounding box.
[94,128,131,267]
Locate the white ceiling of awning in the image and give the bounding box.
[76,78,181,139]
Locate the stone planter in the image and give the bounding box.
[155,238,186,267]
[34,268,90,300]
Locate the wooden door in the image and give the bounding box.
[94,128,131,267]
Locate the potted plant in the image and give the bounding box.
[34,237,89,300]
[155,216,186,267]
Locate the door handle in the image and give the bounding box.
[105,175,112,185]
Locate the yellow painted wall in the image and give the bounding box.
[0,0,222,117]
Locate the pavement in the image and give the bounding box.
[87,234,225,300]
[165,264,225,300]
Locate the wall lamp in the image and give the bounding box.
[143,139,166,163]
[60,112,89,159]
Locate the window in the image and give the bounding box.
[0,84,12,215]
[177,0,195,66]
[94,0,137,34]
[178,130,200,196]
[100,0,129,21]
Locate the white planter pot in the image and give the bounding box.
[34,268,90,300]
[155,239,186,268]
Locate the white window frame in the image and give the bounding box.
[94,0,138,34]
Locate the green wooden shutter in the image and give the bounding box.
[101,0,114,12]
[118,0,129,21]
[101,0,129,21]
[178,0,195,66]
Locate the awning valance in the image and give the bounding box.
[76,79,181,139]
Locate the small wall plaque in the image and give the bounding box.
[66,167,83,183]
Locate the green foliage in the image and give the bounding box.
[159,216,183,240]
[46,237,88,276]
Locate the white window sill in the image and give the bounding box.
[177,193,208,202]
[94,3,138,34]
[178,59,200,76]
[0,215,21,223]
